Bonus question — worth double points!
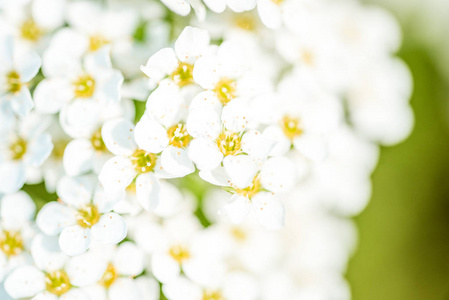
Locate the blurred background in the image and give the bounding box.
[347,0,449,299]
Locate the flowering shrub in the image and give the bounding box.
[0,0,412,299]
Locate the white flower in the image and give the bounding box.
[79,242,159,300]
[0,114,53,194]
[34,46,123,118]
[36,175,127,256]
[346,58,413,145]
[204,156,297,230]
[4,240,101,300]
[0,0,66,49]
[133,213,225,286]
[99,118,186,211]
[192,41,269,108]
[0,191,36,281]
[141,26,210,86]
[134,113,195,178]
[187,99,275,171]
[62,1,139,55]
[0,35,41,117]
[259,71,342,161]
[62,99,135,177]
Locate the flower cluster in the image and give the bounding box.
[0,0,412,299]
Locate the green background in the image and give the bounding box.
[346,20,449,299]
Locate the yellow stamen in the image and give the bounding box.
[215,131,242,156]
[168,245,191,264]
[281,115,303,140]
[76,204,101,228]
[45,270,71,296]
[167,123,191,148]
[214,78,237,105]
[130,149,157,173]
[99,263,118,288]
[73,75,96,98]
[0,230,24,257]
[20,19,42,42]
[171,62,194,87]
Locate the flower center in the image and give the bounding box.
[216,131,242,156]
[168,245,191,264]
[214,78,237,105]
[301,49,314,66]
[91,128,107,152]
[281,115,303,140]
[6,71,22,94]
[271,0,284,4]
[52,140,69,159]
[45,270,71,296]
[171,62,194,87]
[235,175,261,199]
[230,227,247,242]
[167,123,191,148]
[19,19,42,42]
[9,137,27,160]
[99,263,118,288]
[89,35,109,52]
[73,75,96,98]
[202,290,225,300]
[0,230,24,257]
[76,204,101,228]
[234,14,257,31]
[130,149,157,173]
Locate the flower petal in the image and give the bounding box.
[56,175,94,208]
[252,193,284,230]
[91,212,127,245]
[145,82,184,128]
[202,0,226,13]
[109,278,142,300]
[223,155,258,189]
[186,107,221,139]
[161,146,195,177]
[63,139,95,176]
[1,191,35,224]
[113,242,145,277]
[24,133,53,167]
[31,234,68,271]
[260,156,297,193]
[141,48,178,82]
[160,0,191,16]
[10,87,34,118]
[66,251,107,287]
[188,138,223,170]
[34,78,74,114]
[101,119,137,156]
[134,116,169,154]
[4,266,45,299]
[175,26,210,64]
[59,225,91,256]
[36,202,76,235]
[135,173,160,211]
[221,98,250,132]
[220,194,252,224]
[241,130,276,167]
[293,133,327,161]
[151,253,180,283]
[99,156,136,191]
[0,161,26,194]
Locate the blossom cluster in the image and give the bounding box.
[0,0,412,299]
